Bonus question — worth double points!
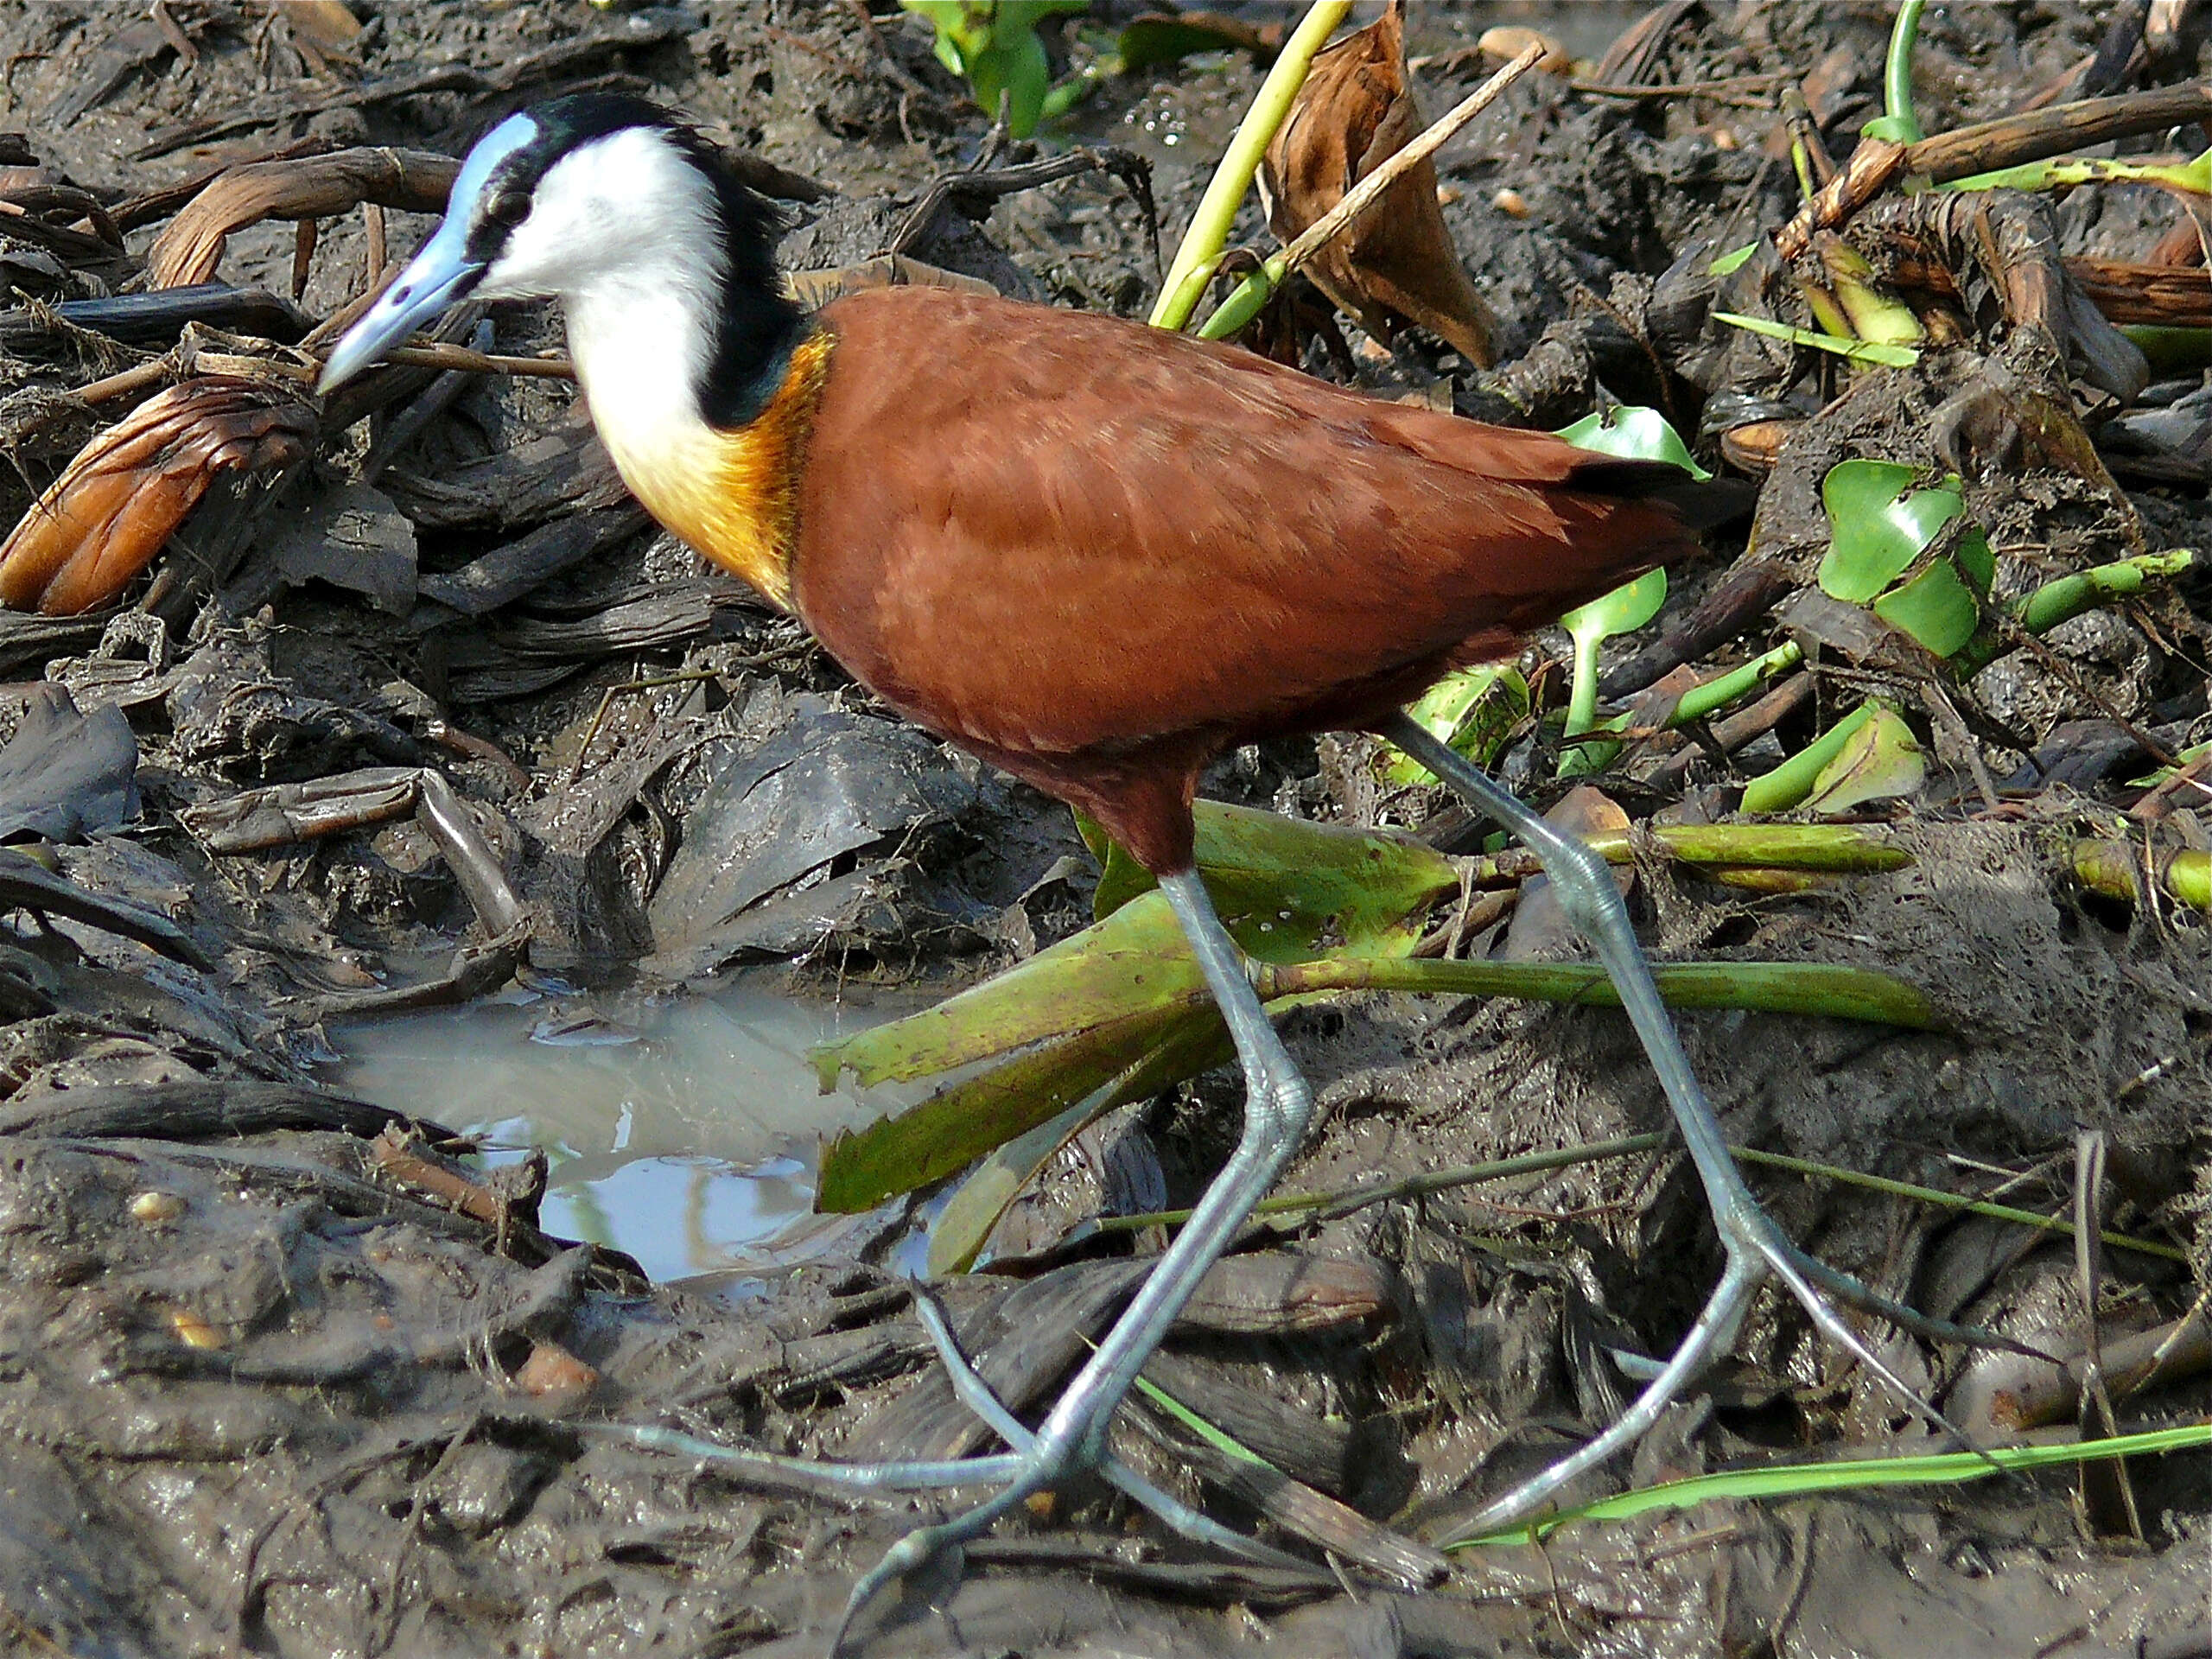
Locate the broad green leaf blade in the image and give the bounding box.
[1554,406,1713,480]
[1954,524,1995,595]
[1093,799,1458,943]
[1560,567,1669,643]
[812,888,1206,1092]
[1818,459,1962,602]
[814,807,1457,1214]
[1872,558,1980,657]
[1803,704,1923,815]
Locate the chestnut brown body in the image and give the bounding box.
[789,288,1702,871]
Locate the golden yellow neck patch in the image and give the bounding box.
[593,330,833,613]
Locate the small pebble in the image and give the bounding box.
[129,1190,185,1223]
[169,1308,224,1349]
[1492,187,1530,219]
[1479,25,1573,75]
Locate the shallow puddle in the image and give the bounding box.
[331,980,905,1285]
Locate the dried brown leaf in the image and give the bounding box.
[148,146,457,288]
[1261,0,1498,367]
[0,376,315,616]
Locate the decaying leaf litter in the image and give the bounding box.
[0,1,2207,1654]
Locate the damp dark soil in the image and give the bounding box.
[0,3,2208,1656]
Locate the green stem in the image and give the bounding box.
[1563,619,1604,739]
[1957,548,2196,676]
[1196,250,1289,340]
[1255,955,1942,1030]
[1660,640,1804,728]
[1147,0,1351,331]
[1465,821,1911,881]
[1881,0,1925,143]
[2072,841,2212,912]
[1740,699,1879,814]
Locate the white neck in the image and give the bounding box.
[566,259,718,454]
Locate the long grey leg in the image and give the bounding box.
[830,868,1322,1641]
[1379,713,1968,1532]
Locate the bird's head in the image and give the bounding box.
[320,94,782,397]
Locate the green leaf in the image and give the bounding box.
[1818,459,1962,603]
[1555,406,1713,480]
[1379,664,1529,785]
[1561,567,1669,642]
[1954,524,1995,595]
[1802,704,1923,815]
[1712,309,1921,367]
[1707,242,1756,277]
[1872,558,1980,658]
[813,805,1456,1213]
[926,1071,1144,1274]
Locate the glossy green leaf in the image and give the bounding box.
[1562,566,1669,643]
[1802,703,1923,815]
[1555,405,1713,480]
[1872,558,1980,658]
[814,805,1456,1214]
[1818,460,1963,603]
[1954,524,1994,595]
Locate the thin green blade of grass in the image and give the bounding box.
[1712,309,1921,367]
[1446,1421,2212,1547]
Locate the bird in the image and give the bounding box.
[321,92,1966,1644]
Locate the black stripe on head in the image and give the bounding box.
[469,94,804,429]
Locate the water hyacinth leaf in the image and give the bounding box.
[1954,524,1995,594]
[1872,557,1980,658]
[1562,566,1669,645]
[900,1,1088,137]
[815,807,1457,1212]
[1802,703,1923,816]
[1087,798,1456,937]
[1555,405,1713,481]
[1818,459,1963,603]
[1378,664,1528,785]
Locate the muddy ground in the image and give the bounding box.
[0,2,2208,1655]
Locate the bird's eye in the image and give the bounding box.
[482,188,531,227]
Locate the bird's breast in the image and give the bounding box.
[584,328,834,613]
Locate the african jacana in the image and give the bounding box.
[323,94,1964,1637]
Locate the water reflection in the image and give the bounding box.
[329,980,900,1285]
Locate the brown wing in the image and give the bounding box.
[791,289,1700,763]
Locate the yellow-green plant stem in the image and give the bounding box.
[1147,0,1351,331]
[2073,841,2212,912]
[1464,821,1913,885]
[1448,1422,2212,1547]
[1735,1145,2190,1263]
[1251,955,1939,1028]
[1945,148,2210,195]
[2122,325,2212,372]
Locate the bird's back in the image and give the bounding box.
[789,289,1704,866]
